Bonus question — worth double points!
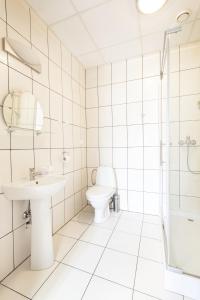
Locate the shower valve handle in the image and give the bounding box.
[179,136,197,146]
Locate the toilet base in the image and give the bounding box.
[94,206,110,223]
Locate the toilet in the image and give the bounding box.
[86,166,117,223]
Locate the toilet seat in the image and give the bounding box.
[86,185,115,201]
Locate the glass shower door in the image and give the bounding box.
[161,26,200,277]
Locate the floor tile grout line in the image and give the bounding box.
[134,289,162,300]
[2,208,164,299]
[57,225,164,265]
[132,213,144,300]
[30,218,91,299]
[80,210,124,299]
[52,204,89,236]
[59,211,162,246]
[92,274,133,291]
[58,230,106,264]
[59,261,93,276]
[1,254,31,285]
[0,283,31,300]
[57,257,163,295]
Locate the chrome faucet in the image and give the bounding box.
[29,168,42,181]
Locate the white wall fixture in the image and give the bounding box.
[176,11,191,24]
[2,175,66,270]
[3,37,41,73]
[136,0,167,14]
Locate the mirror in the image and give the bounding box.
[2,92,44,132]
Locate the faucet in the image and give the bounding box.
[29,168,42,181]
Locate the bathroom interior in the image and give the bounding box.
[0,0,200,299]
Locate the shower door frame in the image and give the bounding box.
[160,28,200,300]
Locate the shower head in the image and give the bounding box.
[176,10,191,24]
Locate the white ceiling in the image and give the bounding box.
[27,0,200,67]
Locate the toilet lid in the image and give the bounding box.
[86,185,115,200]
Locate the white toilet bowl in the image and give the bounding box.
[86,167,117,223]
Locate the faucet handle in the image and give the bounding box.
[29,168,35,181]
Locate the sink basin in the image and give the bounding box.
[2,175,66,271]
[3,176,66,201]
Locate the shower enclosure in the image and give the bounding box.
[160,24,200,299]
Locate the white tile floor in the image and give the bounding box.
[0,206,190,300]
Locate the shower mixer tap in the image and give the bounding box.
[179,136,196,146]
[179,136,200,175]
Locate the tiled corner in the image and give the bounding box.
[58,221,88,239]
[0,285,28,300]
[2,258,58,298]
[0,233,13,281]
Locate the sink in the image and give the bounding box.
[3,176,65,201]
[2,175,66,270]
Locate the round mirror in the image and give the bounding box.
[2,92,44,132]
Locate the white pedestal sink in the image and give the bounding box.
[2,176,66,270]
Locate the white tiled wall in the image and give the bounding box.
[86,53,161,215]
[86,41,200,217]
[162,41,200,214]
[0,0,87,281]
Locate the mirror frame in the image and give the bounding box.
[2,91,44,134]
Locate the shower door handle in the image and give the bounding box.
[160,141,163,166]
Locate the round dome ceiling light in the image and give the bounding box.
[176,10,191,24]
[136,0,168,14]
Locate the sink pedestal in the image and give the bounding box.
[2,175,66,270]
[31,197,54,270]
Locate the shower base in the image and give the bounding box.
[162,213,200,300]
[165,267,200,300]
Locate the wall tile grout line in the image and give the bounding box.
[126,59,129,210]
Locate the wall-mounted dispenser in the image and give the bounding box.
[3,37,41,73]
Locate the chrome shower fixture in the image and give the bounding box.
[176,10,191,24]
[179,136,200,175]
[165,25,182,35]
[179,136,196,146]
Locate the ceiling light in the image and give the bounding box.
[136,0,168,14]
